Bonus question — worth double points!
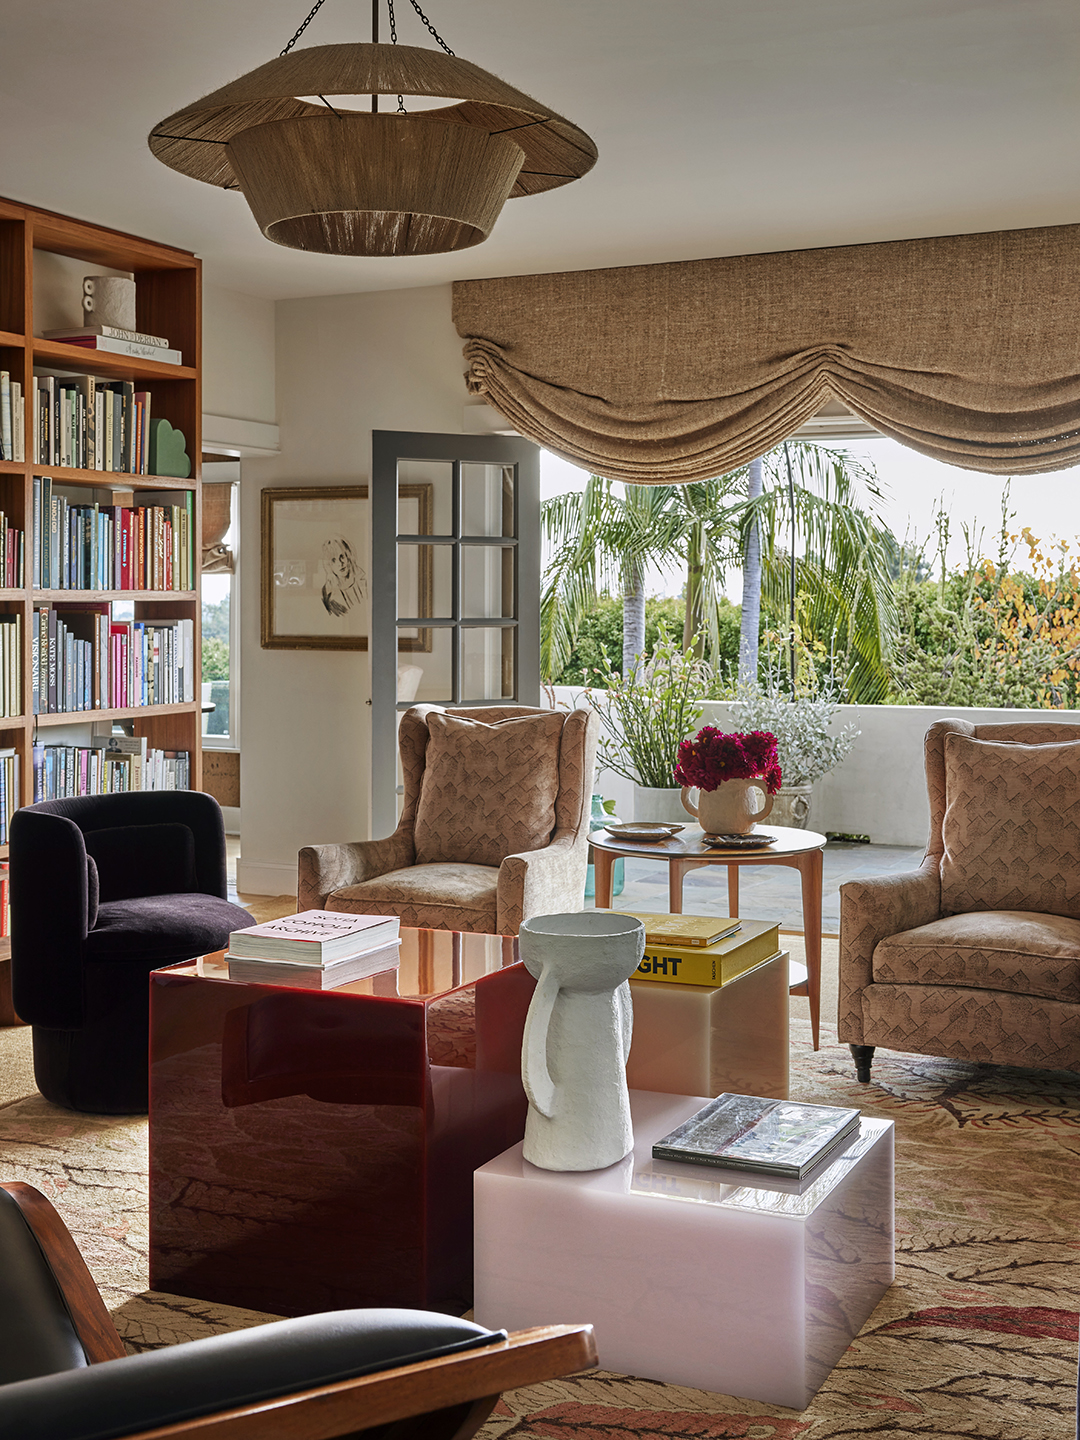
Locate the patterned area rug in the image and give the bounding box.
[0,1001,1077,1436]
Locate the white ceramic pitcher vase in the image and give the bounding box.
[680,778,773,835]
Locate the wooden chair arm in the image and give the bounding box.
[118,1324,597,1440]
[0,1182,126,1364]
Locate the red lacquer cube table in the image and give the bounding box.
[149,929,533,1319]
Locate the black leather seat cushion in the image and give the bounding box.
[84,894,252,964]
[0,1309,505,1440]
[0,1190,88,1384]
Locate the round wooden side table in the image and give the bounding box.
[590,824,827,1049]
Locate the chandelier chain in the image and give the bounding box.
[386,0,407,110]
[280,0,329,55]
[407,0,455,55]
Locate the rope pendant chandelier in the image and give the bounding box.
[149,0,597,257]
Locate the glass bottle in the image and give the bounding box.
[585,793,625,899]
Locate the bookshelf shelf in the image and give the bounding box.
[31,466,195,491]
[33,341,196,382]
[35,701,195,728]
[0,193,203,817]
[35,589,197,602]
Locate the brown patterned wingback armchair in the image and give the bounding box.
[839,718,1080,1083]
[298,705,599,936]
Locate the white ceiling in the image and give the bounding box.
[2,0,1077,300]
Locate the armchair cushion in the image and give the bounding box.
[83,823,197,903]
[84,894,252,965]
[414,710,564,868]
[941,733,1080,919]
[329,862,499,933]
[874,911,1080,1003]
[0,1188,87,1385]
[0,1309,504,1440]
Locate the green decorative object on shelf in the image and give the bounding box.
[148,418,191,478]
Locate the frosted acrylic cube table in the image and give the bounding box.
[474,1090,894,1409]
[627,951,791,1101]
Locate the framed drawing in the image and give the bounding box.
[261,484,434,651]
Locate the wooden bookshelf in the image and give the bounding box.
[0,194,203,823]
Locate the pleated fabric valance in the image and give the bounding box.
[453,224,1080,482]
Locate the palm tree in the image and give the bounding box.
[541,473,745,681]
[738,441,899,702]
[738,456,764,682]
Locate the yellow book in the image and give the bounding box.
[611,913,781,987]
[618,910,743,948]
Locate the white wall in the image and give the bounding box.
[236,283,469,895]
[549,687,1079,849]
[202,283,276,425]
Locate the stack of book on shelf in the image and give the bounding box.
[43,323,182,366]
[226,911,402,990]
[32,375,157,471]
[32,607,194,713]
[0,749,19,843]
[652,1093,862,1181]
[0,613,21,718]
[0,371,25,462]
[612,911,781,986]
[33,735,191,800]
[33,478,193,591]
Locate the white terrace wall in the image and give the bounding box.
[548,689,1078,848]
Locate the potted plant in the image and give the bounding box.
[674,727,783,834]
[588,631,713,823]
[734,677,859,828]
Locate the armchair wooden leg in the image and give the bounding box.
[849,1044,876,1083]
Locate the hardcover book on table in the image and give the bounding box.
[652,1093,861,1179]
[615,911,743,947]
[614,915,780,986]
[227,909,400,965]
[226,938,401,989]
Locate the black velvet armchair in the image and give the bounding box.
[11,791,251,1114]
[0,1181,596,1440]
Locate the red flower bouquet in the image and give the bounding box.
[673,727,782,795]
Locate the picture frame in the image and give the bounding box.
[260,484,434,651]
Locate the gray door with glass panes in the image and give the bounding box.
[370,430,540,835]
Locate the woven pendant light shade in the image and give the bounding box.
[150,43,597,257]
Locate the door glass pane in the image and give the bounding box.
[461,546,514,618]
[461,626,514,701]
[398,462,451,535]
[397,544,452,621]
[398,626,453,703]
[461,463,514,536]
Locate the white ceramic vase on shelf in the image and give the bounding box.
[518,911,646,1172]
[680,779,774,835]
[633,786,687,824]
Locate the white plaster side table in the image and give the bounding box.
[474,1089,894,1410]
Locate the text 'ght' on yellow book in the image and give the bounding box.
[606,913,781,987]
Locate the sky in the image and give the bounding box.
[540,441,1080,602]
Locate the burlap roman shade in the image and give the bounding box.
[453,224,1080,482]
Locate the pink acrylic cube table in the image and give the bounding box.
[474,1090,894,1409]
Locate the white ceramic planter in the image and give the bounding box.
[633,786,687,824]
[518,911,646,1172]
[770,784,813,829]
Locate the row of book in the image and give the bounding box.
[33,737,192,801]
[0,748,20,844]
[32,609,195,714]
[33,477,194,591]
[0,510,24,588]
[0,613,20,718]
[0,860,8,938]
[0,372,25,462]
[33,375,154,474]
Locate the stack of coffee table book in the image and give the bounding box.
[226,910,400,989]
